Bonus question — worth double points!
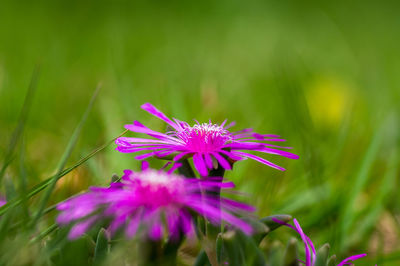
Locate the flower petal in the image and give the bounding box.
[233,151,286,171]
[193,153,208,176]
[212,152,232,170]
[141,103,180,131]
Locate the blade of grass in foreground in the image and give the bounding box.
[0,129,128,216]
[30,223,58,243]
[30,84,101,228]
[338,119,386,251]
[348,149,398,247]
[18,138,30,226]
[0,66,39,183]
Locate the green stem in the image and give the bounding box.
[178,159,196,178]
[203,164,225,266]
[208,164,225,224]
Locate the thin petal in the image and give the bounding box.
[225,142,265,150]
[337,254,367,266]
[166,210,180,239]
[219,150,245,161]
[141,103,180,130]
[141,161,149,171]
[149,221,163,240]
[116,137,168,144]
[108,215,128,235]
[252,133,281,139]
[212,152,232,170]
[233,151,286,171]
[167,162,183,174]
[125,213,142,237]
[68,216,98,240]
[173,151,193,161]
[252,147,299,159]
[224,121,236,129]
[293,219,314,266]
[193,153,208,176]
[124,124,182,143]
[189,202,252,235]
[180,209,193,235]
[220,119,228,128]
[121,169,133,181]
[204,153,214,170]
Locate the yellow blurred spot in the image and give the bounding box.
[55,168,90,194]
[305,76,353,128]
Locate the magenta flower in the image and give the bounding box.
[56,164,255,240]
[116,103,299,176]
[272,218,367,266]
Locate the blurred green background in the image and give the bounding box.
[1,0,400,265]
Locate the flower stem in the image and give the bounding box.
[203,164,225,266]
[178,159,196,178]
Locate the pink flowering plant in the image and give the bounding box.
[0,97,372,265]
[52,103,369,265]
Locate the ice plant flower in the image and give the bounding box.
[272,218,367,266]
[116,103,299,176]
[56,164,255,240]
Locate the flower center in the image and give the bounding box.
[178,123,232,153]
[129,170,186,208]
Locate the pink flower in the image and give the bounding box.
[56,164,255,240]
[272,218,367,266]
[116,103,299,176]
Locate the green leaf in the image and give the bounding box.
[110,173,120,183]
[255,214,292,244]
[219,230,266,266]
[216,233,223,264]
[283,238,299,266]
[315,244,330,266]
[193,250,210,266]
[219,231,245,266]
[266,241,284,266]
[327,255,337,266]
[260,214,292,232]
[93,228,110,264]
[243,218,269,245]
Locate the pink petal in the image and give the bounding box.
[193,153,208,176]
[141,103,180,131]
[233,151,286,171]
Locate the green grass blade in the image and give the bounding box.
[348,149,398,247]
[31,84,101,227]
[339,120,386,250]
[30,223,59,243]
[0,129,127,216]
[18,138,30,227]
[0,66,40,183]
